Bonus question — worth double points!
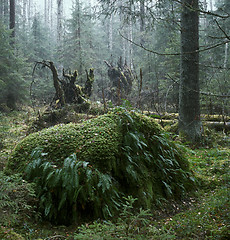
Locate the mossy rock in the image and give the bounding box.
[6,109,195,223]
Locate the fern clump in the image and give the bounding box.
[25,150,121,225]
[6,108,196,224]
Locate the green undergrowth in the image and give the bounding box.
[0,226,25,240]
[72,186,229,240]
[0,172,38,227]
[188,148,230,189]
[0,107,229,239]
[0,108,36,170]
[72,148,229,240]
[5,107,195,224]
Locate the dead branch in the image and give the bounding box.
[167,74,230,98]
[119,31,230,56]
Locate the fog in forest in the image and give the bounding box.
[0,1,229,239]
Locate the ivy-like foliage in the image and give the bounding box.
[6,108,196,224]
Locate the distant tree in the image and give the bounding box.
[9,0,15,40]
[0,0,9,25]
[140,0,145,44]
[0,23,27,110]
[62,0,93,78]
[0,0,3,21]
[57,0,63,42]
[22,0,27,30]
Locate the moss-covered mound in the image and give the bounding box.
[6,109,196,224]
[7,112,122,173]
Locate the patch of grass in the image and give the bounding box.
[0,172,38,227]
[158,187,229,239]
[0,108,36,170]
[188,148,230,189]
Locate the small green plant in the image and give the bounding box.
[0,226,25,240]
[159,187,230,239]
[0,171,37,227]
[117,196,152,237]
[74,196,177,240]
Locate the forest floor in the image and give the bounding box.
[0,108,229,240]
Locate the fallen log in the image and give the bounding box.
[203,121,230,131]
[151,119,230,132]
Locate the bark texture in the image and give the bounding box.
[179,0,202,143]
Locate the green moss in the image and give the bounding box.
[164,122,179,133]
[6,113,122,173]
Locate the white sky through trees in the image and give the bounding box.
[34,0,98,17]
[33,0,215,17]
[35,0,73,16]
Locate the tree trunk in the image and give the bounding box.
[57,0,63,42]
[27,0,32,28]
[9,0,15,39]
[23,0,27,30]
[50,0,53,29]
[44,0,47,24]
[76,0,83,80]
[108,14,113,52]
[3,0,9,24]
[224,42,228,68]
[209,0,213,11]
[179,0,202,143]
[140,0,145,44]
[0,0,3,20]
[49,61,65,106]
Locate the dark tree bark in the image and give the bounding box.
[179,0,203,143]
[62,69,84,104]
[34,61,65,107]
[9,0,15,39]
[33,61,94,108]
[49,61,66,106]
[84,69,94,98]
[104,58,133,105]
